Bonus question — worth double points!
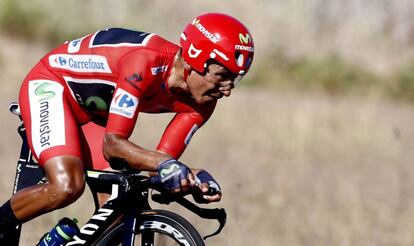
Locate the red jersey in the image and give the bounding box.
[20,28,216,166]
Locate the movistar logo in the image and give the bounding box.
[192,18,218,44]
[160,164,180,178]
[239,33,251,44]
[85,96,108,111]
[192,18,200,26]
[35,82,56,102]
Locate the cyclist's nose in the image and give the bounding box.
[221,89,231,97]
[218,80,234,97]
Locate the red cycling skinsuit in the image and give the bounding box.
[19,28,216,170]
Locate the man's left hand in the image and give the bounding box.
[193,170,222,203]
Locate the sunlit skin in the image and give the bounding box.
[183,64,233,201]
[159,50,238,202]
[103,50,228,203]
[168,51,236,105]
[185,63,235,104]
[9,51,227,224]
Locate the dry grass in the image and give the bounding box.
[1,3,414,244]
[2,78,414,245]
[182,89,414,246]
[2,0,414,73]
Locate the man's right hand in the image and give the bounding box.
[150,159,194,193]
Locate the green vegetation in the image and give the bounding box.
[246,53,380,94]
[0,0,88,45]
[2,0,414,103]
[245,52,414,102]
[389,61,414,101]
[0,0,44,40]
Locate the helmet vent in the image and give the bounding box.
[235,52,244,67]
[180,32,187,41]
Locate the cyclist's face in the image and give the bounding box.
[187,63,236,104]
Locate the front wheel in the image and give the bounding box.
[96,209,205,246]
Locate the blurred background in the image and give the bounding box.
[1,0,414,245]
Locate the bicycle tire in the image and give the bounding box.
[95,209,205,246]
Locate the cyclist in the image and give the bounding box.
[0,12,254,236]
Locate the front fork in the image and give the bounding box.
[122,189,151,246]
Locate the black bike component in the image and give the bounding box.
[5,103,46,245]
[121,206,138,245]
[68,170,141,244]
[177,198,226,240]
[108,157,133,171]
[96,210,205,246]
[9,102,226,245]
[151,194,227,240]
[85,171,227,244]
[9,102,21,119]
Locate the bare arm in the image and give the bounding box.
[103,132,171,171]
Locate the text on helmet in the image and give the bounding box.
[239,33,252,44]
[192,18,219,44]
[235,45,254,52]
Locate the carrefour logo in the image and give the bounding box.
[57,57,67,66]
[48,54,112,73]
[109,88,138,119]
[117,94,135,108]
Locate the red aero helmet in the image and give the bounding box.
[180,13,254,79]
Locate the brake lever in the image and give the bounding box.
[175,197,226,240]
[151,193,226,239]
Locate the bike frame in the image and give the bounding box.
[8,102,226,245]
[67,170,149,245]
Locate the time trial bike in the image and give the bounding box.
[5,102,226,245]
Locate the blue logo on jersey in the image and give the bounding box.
[117,95,135,108]
[58,57,67,66]
[71,39,81,47]
[110,88,138,119]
